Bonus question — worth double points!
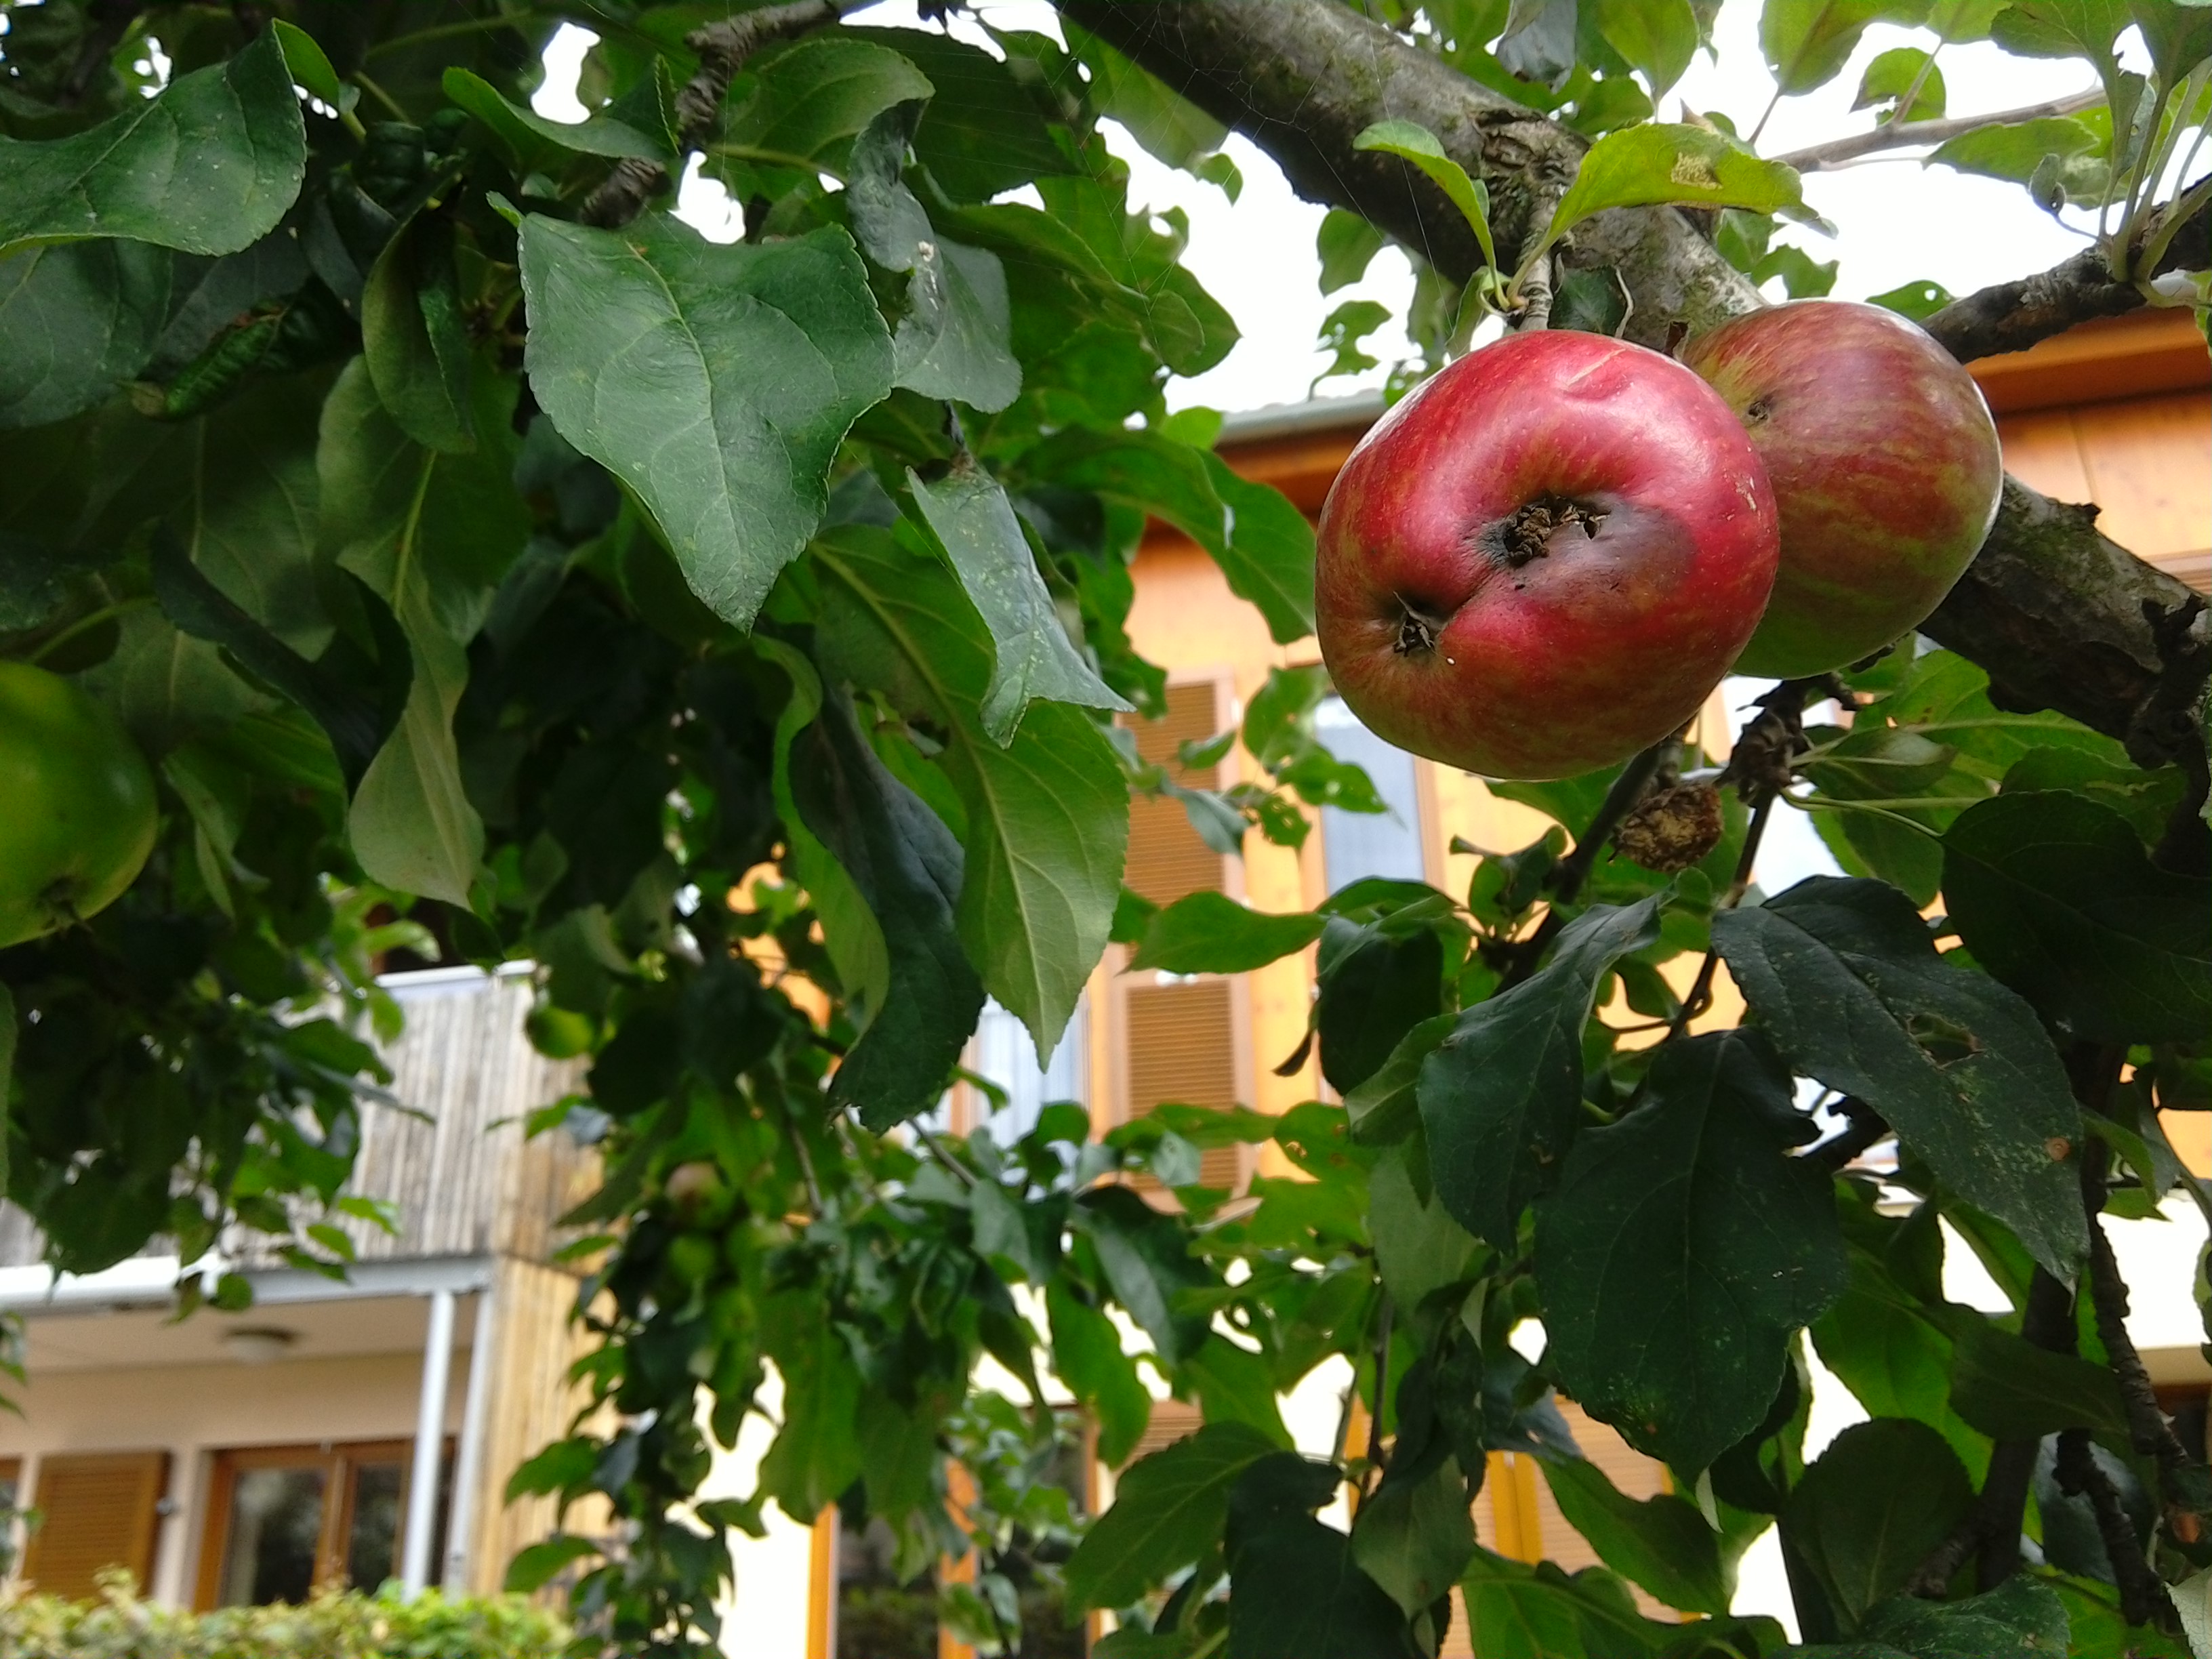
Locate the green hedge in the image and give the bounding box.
[0,1578,568,1658]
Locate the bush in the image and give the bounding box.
[0,1575,569,1658]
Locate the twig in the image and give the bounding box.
[2086,1174,2194,1477]
[1978,1267,2078,1589]
[2055,1428,2165,1626]
[1663,793,1771,1039]
[914,1121,979,1189]
[1364,1292,1394,1490]
[581,0,846,228]
[1775,87,2103,173]
[1494,739,1671,989]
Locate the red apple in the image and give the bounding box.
[1679,300,2003,679]
[1315,330,1779,781]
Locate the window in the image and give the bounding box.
[20,1450,168,1601]
[968,997,1086,1147]
[1313,696,1427,893]
[195,1440,446,1608]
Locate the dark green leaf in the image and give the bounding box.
[1182,1336,1294,1447]
[793,687,984,1130]
[1946,1320,2130,1441]
[363,213,474,454]
[1367,1141,1480,1315]
[1536,1029,1845,1473]
[1859,1577,2071,1657]
[1065,24,1231,175]
[1063,1420,1280,1610]
[720,35,934,171]
[0,29,306,258]
[504,1534,598,1593]
[1079,1185,1213,1364]
[518,214,893,628]
[1713,877,2087,1275]
[1322,919,1446,1098]
[1942,792,2212,1044]
[1782,1419,1972,1629]
[1809,1246,1987,1477]
[1345,1013,1456,1146]
[1131,891,1327,975]
[758,1289,865,1521]
[1048,1282,1152,1468]
[864,28,1075,201]
[1538,1454,1731,1614]
[1227,1454,1414,1659]
[908,462,1128,741]
[1421,898,1662,1247]
[1456,1547,1670,1658]
[814,526,1127,1060]
[443,67,669,163]
[1351,1456,1477,1618]
[2001,747,2185,848]
[0,241,173,428]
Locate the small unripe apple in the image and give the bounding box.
[1679,300,2003,679]
[1316,331,1779,780]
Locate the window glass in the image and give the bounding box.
[343,1458,405,1591]
[1314,697,1426,892]
[836,1514,935,1659]
[218,1465,327,1607]
[969,996,1086,1146]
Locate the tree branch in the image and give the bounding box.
[1774,88,2102,174]
[1061,0,2211,769]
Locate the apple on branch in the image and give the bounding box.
[1315,329,1780,781]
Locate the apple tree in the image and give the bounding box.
[0,1,2209,1655]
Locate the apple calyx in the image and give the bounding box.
[1500,495,1608,567]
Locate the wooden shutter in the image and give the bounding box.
[22,1450,169,1599]
[1125,979,1244,1190]
[1122,681,1227,907]
[1118,1399,1202,1469]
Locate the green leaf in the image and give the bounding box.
[1859,1577,2071,1657]
[1351,1456,1477,1617]
[1762,0,1926,96]
[1065,24,1232,176]
[1353,121,1497,270]
[1063,1420,1280,1610]
[720,35,935,171]
[1867,279,1956,320]
[321,359,524,904]
[1078,1186,1214,1365]
[1855,46,1948,121]
[1317,209,1387,294]
[1538,1454,1732,1614]
[755,636,890,1017]
[1130,891,1327,975]
[1227,1454,1414,1659]
[1345,1012,1456,1146]
[1457,1548,1671,1659]
[814,525,1126,1061]
[1809,1246,1988,1477]
[1182,1336,1294,1447]
[1048,1282,1151,1468]
[1024,427,1315,649]
[1942,792,2212,1044]
[2001,747,2186,848]
[908,462,1128,741]
[1536,1029,1847,1474]
[792,687,984,1130]
[1711,877,2087,1276]
[1547,123,1814,249]
[0,29,306,258]
[518,213,893,629]
[863,28,1076,202]
[1589,0,1701,97]
[363,213,474,454]
[1782,1419,1973,1629]
[0,241,173,428]
[505,1534,598,1593]
[758,1288,865,1521]
[1946,1320,2131,1441]
[1420,897,1662,1248]
[1367,1141,1480,1315]
[441,67,671,163]
[845,104,1023,416]
[1929,116,2104,185]
[1322,918,1446,1097]
[0,984,14,1204]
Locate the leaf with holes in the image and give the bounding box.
[1713,876,2087,1275]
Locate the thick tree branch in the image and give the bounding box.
[1061,0,2211,767]
[1774,88,2102,174]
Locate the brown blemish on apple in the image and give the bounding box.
[1501,494,1607,567]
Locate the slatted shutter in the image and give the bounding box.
[22,1450,169,1599]
[1122,681,1229,907]
[1118,1399,1202,1468]
[1117,680,1252,1193]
